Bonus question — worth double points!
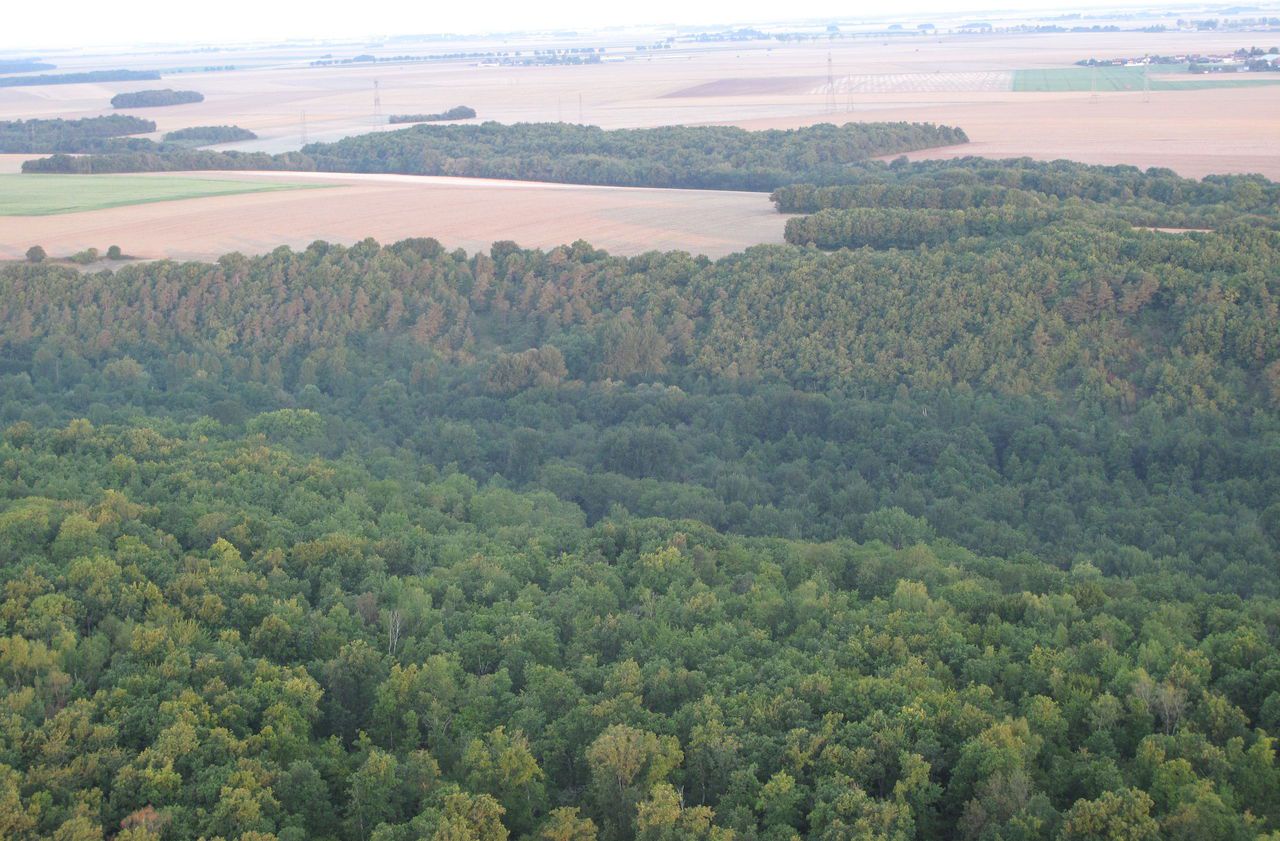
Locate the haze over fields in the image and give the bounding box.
[1,10,1279,261]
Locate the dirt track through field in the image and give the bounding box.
[0,172,787,260]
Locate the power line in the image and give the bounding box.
[826,52,837,113]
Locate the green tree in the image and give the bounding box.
[1060,789,1159,841]
[587,725,683,841]
[462,726,546,835]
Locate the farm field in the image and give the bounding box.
[1,25,1277,255]
[733,83,1280,179]
[0,171,787,260]
[1,29,1277,176]
[0,173,316,215]
[1012,66,1280,92]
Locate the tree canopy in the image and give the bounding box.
[0,155,1277,841]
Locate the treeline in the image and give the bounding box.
[0,68,158,87]
[162,124,258,144]
[1,119,260,159]
[303,121,969,190]
[772,157,1280,229]
[22,121,969,190]
[0,115,155,153]
[388,106,477,123]
[784,205,1064,249]
[22,148,315,174]
[110,88,204,108]
[3,215,1278,582]
[0,60,54,73]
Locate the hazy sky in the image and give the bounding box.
[3,0,1144,51]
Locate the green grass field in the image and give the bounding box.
[1013,66,1280,92]
[0,174,321,216]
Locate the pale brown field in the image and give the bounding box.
[0,155,36,174]
[738,84,1280,179]
[0,172,787,261]
[1,26,1277,258]
[3,29,1276,175]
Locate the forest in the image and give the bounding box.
[0,60,55,73]
[0,116,156,154]
[111,90,206,109]
[783,205,1063,249]
[4,155,1280,837]
[0,69,159,88]
[162,126,259,145]
[19,121,969,190]
[2,152,1279,841]
[770,157,1280,230]
[389,107,478,124]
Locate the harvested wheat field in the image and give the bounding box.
[723,83,1280,180]
[4,29,1277,179]
[0,172,787,261]
[0,155,37,174]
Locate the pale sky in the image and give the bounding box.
[1,0,1162,51]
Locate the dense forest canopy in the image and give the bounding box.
[783,205,1064,249]
[0,60,55,73]
[0,69,159,88]
[388,106,478,124]
[1,151,1279,841]
[772,157,1280,230]
[111,89,205,109]
[21,121,969,190]
[0,115,156,154]
[162,125,258,145]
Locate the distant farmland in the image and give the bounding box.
[0,172,787,260]
[1013,66,1280,92]
[0,174,317,216]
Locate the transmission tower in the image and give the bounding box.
[1090,66,1099,104]
[300,111,308,146]
[1143,66,1150,103]
[373,80,382,121]
[826,53,837,113]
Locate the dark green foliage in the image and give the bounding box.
[0,68,158,87]
[0,156,1277,840]
[301,120,968,190]
[162,124,257,144]
[1,215,1277,585]
[0,60,55,73]
[22,148,314,174]
[0,115,155,153]
[110,88,204,108]
[24,120,968,188]
[388,105,477,123]
[66,247,99,265]
[784,205,1063,248]
[23,245,44,263]
[0,419,1276,840]
[772,157,1280,230]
